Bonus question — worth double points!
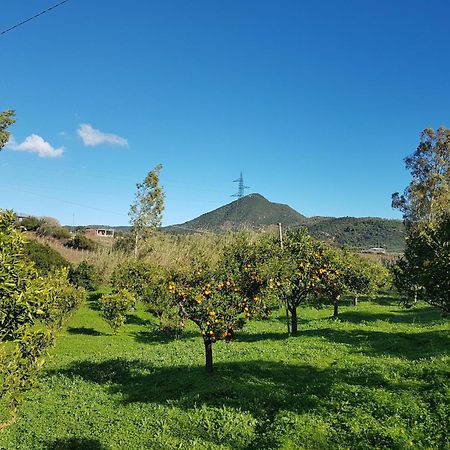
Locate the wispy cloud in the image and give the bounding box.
[77,123,128,147]
[7,135,64,158]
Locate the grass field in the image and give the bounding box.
[1,297,448,449]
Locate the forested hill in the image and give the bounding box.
[164,193,406,252]
[165,193,307,233]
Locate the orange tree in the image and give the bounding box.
[264,229,331,335]
[169,236,271,373]
[315,247,349,318]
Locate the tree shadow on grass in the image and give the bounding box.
[300,328,450,359]
[48,355,449,449]
[125,313,154,327]
[45,437,106,450]
[66,327,104,336]
[337,306,442,324]
[49,358,386,413]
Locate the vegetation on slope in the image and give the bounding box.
[164,193,405,252]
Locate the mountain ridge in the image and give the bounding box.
[164,193,405,251]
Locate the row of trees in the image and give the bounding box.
[102,230,390,372]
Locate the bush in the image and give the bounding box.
[99,289,136,334]
[65,234,97,251]
[69,261,100,291]
[24,240,69,274]
[111,262,180,332]
[20,216,43,231]
[0,211,85,428]
[36,223,72,241]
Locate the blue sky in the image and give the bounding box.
[1,0,450,226]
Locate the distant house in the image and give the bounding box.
[85,228,115,238]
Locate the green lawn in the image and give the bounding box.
[1,297,449,449]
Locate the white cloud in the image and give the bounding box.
[6,135,64,158]
[77,123,128,147]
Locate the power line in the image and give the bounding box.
[0,0,71,37]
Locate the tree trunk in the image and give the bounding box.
[333,295,340,318]
[352,296,358,307]
[290,307,298,336]
[204,337,213,374]
[284,300,291,335]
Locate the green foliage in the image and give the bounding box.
[0,211,85,428]
[99,290,136,334]
[0,211,38,339]
[0,327,54,426]
[111,261,180,332]
[69,261,100,291]
[0,109,15,150]
[23,239,69,274]
[170,241,271,371]
[65,234,97,251]
[112,232,135,254]
[306,217,406,252]
[392,126,450,226]
[20,216,43,232]
[27,269,86,330]
[129,163,165,256]
[36,220,72,241]
[393,213,450,313]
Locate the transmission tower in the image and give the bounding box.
[232,172,250,199]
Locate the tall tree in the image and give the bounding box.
[0,110,16,150]
[392,213,450,314]
[129,164,165,258]
[392,127,450,227]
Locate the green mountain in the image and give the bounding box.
[165,193,306,233]
[164,193,405,252]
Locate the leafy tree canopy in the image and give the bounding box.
[392,127,450,227]
[0,110,15,150]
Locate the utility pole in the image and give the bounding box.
[278,222,290,335]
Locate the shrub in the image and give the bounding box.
[23,240,69,274]
[65,234,97,251]
[20,216,43,231]
[27,269,86,330]
[0,211,85,428]
[36,222,72,241]
[69,261,100,291]
[99,289,136,334]
[111,262,180,332]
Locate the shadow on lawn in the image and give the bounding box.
[301,328,449,359]
[45,437,106,450]
[48,349,449,449]
[49,358,388,413]
[337,306,442,324]
[66,327,104,336]
[126,313,154,327]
